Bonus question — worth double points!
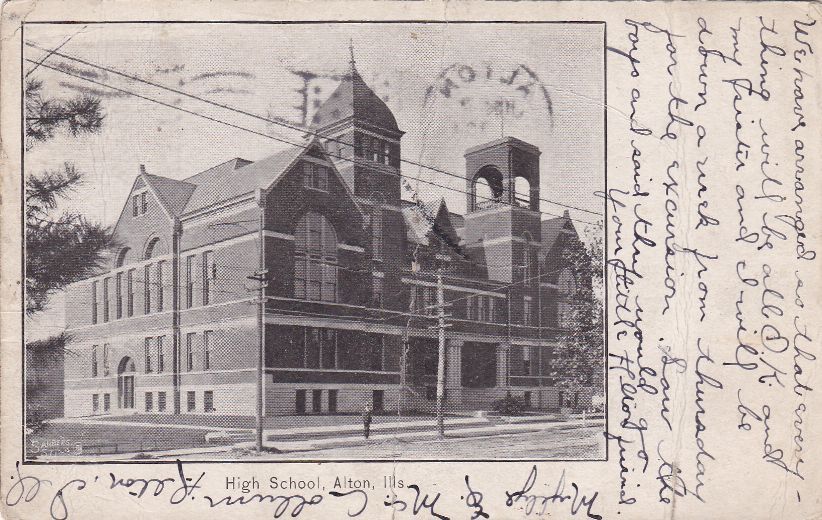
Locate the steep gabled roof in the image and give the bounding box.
[182,146,305,213]
[541,210,577,253]
[402,199,465,241]
[401,197,464,252]
[141,174,197,216]
[183,157,252,186]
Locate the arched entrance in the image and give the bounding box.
[117,356,136,409]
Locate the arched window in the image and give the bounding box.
[514,177,531,207]
[472,166,504,210]
[144,237,160,260]
[115,247,131,268]
[117,356,136,409]
[557,267,577,328]
[475,177,494,205]
[294,212,338,302]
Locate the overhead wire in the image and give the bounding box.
[24,40,604,218]
[23,47,603,226]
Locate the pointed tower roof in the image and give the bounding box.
[310,45,400,134]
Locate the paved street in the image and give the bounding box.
[184,423,605,460]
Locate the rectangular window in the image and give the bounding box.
[158,392,167,412]
[144,337,153,373]
[127,269,134,317]
[294,257,306,299]
[369,335,385,371]
[303,162,313,188]
[92,394,99,413]
[132,195,139,216]
[372,211,383,260]
[321,329,336,369]
[204,391,214,412]
[328,390,338,413]
[91,281,98,324]
[203,330,213,370]
[321,262,336,302]
[308,260,322,300]
[187,391,196,412]
[354,133,363,157]
[186,332,195,371]
[522,346,532,375]
[144,264,151,314]
[145,392,153,412]
[103,344,110,376]
[314,165,328,191]
[102,278,109,322]
[141,192,147,213]
[369,136,377,160]
[372,274,383,308]
[295,390,306,414]
[372,389,384,412]
[202,251,213,305]
[312,389,322,413]
[377,139,386,164]
[185,255,194,308]
[523,297,533,325]
[91,345,98,377]
[115,272,123,319]
[156,261,164,312]
[157,336,165,373]
[386,142,394,166]
[104,393,110,412]
[304,328,320,368]
[466,295,476,320]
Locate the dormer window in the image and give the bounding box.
[302,162,329,192]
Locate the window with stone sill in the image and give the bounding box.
[302,161,329,191]
[294,212,338,302]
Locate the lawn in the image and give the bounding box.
[26,422,227,458]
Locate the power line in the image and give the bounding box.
[23,42,604,222]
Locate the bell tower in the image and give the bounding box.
[461,137,542,283]
[310,44,405,271]
[310,44,404,206]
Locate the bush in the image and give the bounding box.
[492,392,527,416]
[25,403,47,435]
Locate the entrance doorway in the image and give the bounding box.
[117,357,136,409]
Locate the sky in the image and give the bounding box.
[24,22,604,340]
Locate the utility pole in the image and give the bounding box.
[435,266,446,438]
[248,189,268,452]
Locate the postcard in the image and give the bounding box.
[0,1,819,518]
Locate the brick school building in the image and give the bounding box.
[61,59,599,418]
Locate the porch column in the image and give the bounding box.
[496,343,510,388]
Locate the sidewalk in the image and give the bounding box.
[35,415,603,461]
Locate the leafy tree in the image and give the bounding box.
[25,78,104,150]
[25,333,72,433]
[26,163,116,315]
[548,226,604,405]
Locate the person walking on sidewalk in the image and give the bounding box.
[362,404,373,439]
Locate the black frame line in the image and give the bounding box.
[20,19,608,465]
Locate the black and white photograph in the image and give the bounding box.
[22,21,606,462]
